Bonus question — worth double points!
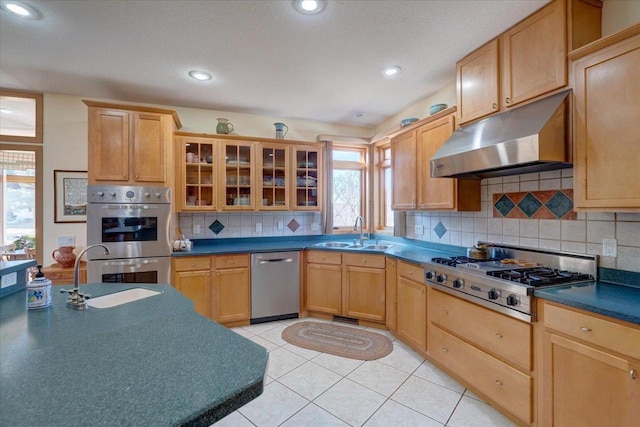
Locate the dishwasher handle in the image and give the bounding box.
[257,257,294,264]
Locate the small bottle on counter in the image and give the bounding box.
[27,265,52,310]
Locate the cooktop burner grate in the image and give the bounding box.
[486,268,594,287]
[431,256,497,266]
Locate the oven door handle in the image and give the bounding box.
[103,259,159,267]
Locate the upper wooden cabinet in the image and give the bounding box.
[219,140,256,211]
[391,110,480,211]
[84,101,181,185]
[457,0,602,125]
[258,142,289,210]
[571,24,640,211]
[175,135,217,210]
[292,145,323,211]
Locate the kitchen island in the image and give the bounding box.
[0,283,268,426]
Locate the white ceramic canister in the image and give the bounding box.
[27,265,52,310]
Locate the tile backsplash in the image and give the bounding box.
[405,169,640,273]
[179,212,322,239]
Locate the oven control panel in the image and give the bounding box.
[88,185,171,204]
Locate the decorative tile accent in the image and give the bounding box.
[493,190,576,220]
[287,219,300,232]
[494,194,516,217]
[209,219,225,235]
[434,221,447,239]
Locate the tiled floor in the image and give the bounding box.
[213,318,517,427]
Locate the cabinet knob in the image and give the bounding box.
[630,369,637,380]
[123,174,127,179]
[363,260,367,264]
[442,309,448,315]
[505,98,511,104]
[135,175,139,180]
[229,261,235,264]
[580,326,592,332]
[420,288,424,294]
[495,380,503,386]
[492,102,498,109]
[442,347,448,353]
[495,333,503,339]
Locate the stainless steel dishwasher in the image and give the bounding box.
[250,251,300,324]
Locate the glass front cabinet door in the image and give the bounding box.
[293,146,322,210]
[258,143,289,210]
[178,136,216,210]
[219,141,255,210]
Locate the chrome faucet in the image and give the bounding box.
[353,215,368,246]
[60,244,110,310]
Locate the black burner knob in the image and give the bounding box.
[488,289,500,300]
[506,294,519,306]
[436,274,447,283]
[425,270,435,280]
[453,278,464,289]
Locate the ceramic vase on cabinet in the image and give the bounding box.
[52,246,76,268]
[216,118,234,134]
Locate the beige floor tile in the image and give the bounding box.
[229,327,254,338]
[363,327,397,341]
[463,388,486,403]
[364,400,444,427]
[211,409,253,427]
[391,376,462,424]
[314,378,387,427]
[258,324,288,346]
[242,321,283,335]
[278,361,342,400]
[281,342,322,360]
[312,352,365,376]
[413,360,465,394]
[347,360,411,397]
[447,396,517,427]
[377,341,425,373]
[266,347,307,379]
[280,403,350,427]
[248,335,280,351]
[238,381,308,427]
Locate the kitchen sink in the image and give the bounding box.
[313,242,351,248]
[363,244,394,251]
[87,288,162,309]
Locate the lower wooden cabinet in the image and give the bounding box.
[212,254,250,324]
[385,258,397,333]
[540,301,640,427]
[42,262,87,286]
[395,261,427,352]
[306,251,342,315]
[172,256,212,319]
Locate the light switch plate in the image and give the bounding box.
[414,225,424,235]
[57,236,75,246]
[193,224,201,234]
[602,238,617,257]
[277,221,284,230]
[255,223,262,232]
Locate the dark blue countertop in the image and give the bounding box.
[534,281,640,325]
[0,259,37,276]
[0,283,268,426]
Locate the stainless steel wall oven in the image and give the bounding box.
[87,185,171,284]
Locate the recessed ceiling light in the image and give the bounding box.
[354,112,365,119]
[1,1,40,19]
[293,0,326,14]
[188,70,212,81]
[381,66,401,77]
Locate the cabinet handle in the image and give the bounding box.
[229,261,235,264]
[580,326,592,332]
[495,380,503,386]
[492,102,497,109]
[408,270,412,275]
[505,97,511,104]
[216,272,219,277]
[135,175,139,180]
[363,260,367,264]
[442,347,448,353]
[442,309,448,315]
[630,369,637,380]
[123,174,127,179]
[495,333,503,339]
[420,288,424,294]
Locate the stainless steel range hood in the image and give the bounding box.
[430,90,571,179]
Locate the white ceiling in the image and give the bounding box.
[0,0,550,128]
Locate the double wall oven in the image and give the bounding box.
[87,185,171,284]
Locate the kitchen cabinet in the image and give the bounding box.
[456,0,602,125]
[258,142,289,210]
[42,262,86,286]
[571,24,640,211]
[428,288,533,424]
[219,140,255,210]
[212,254,250,325]
[385,257,397,333]
[175,135,217,210]
[172,256,212,319]
[343,253,386,322]
[84,101,180,185]
[292,145,323,211]
[306,250,342,315]
[539,301,640,426]
[391,111,479,211]
[395,260,427,353]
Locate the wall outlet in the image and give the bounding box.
[255,222,262,232]
[414,225,424,236]
[602,238,617,257]
[57,236,75,246]
[277,221,284,230]
[193,224,201,234]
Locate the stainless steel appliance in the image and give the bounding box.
[250,251,300,323]
[423,244,597,322]
[430,90,571,179]
[86,185,171,284]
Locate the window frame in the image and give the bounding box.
[0,89,43,144]
[373,140,393,232]
[331,144,368,233]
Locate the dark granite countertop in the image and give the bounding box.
[0,283,268,426]
[534,281,640,325]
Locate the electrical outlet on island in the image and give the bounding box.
[602,238,617,257]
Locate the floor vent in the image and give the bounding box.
[332,315,359,325]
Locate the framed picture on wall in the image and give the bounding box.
[54,170,88,223]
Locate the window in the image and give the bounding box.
[374,142,393,231]
[1,150,36,248]
[332,146,367,231]
[0,89,43,143]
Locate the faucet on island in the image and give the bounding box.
[353,215,369,247]
[60,244,110,310]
